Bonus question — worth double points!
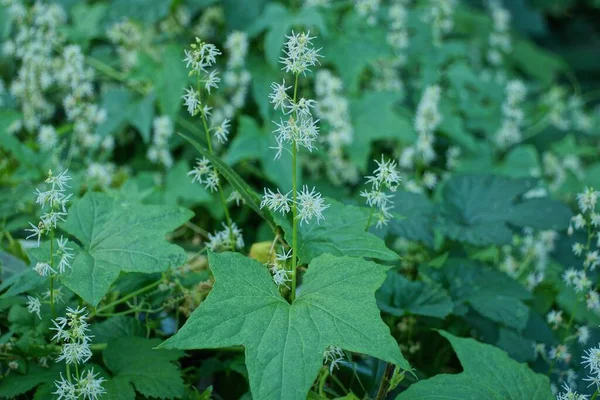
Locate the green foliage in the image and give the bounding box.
[396,331,554,399]
[59,191,192,305]
[103,337,185,399]
[160,251,408,400]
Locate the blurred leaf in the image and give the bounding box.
[106,0,170,24]
[63,3,108,48]
[388,190,436,248]
[156,45,188,121]
[377,272,453,318]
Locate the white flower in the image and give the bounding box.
[587,290,600,310]
[577,187,599,213]
[583,345,600,373]
[572,214,586,230]
[578,326,590,345]
[51,307,93,365]
[183,38,221,73]
[182,87,200,116]
[227,190,245,206]
[34,262,55,276]
[261,188,292,215]
[269,80,290,111]
[573,243,585,257]
[295,185,329,225]
[546,309,563,329]
[556,382,588,400]
[225,31,248,68]
[26,296,42,319]
[38,125,58,151]
[323,345,344,373]
[78,368,106,400]
[204,69,220,93]
[25,222,43,246]
[213,118,230,144]
[206,222,244,252]
[270,264,291,288]
[54,374,78,400]
[56,341,92,364]
[585,251,600,270]
[366,156,401,192]
[279,31,322,75]
[56,236,74,273]
[422,171,438,189]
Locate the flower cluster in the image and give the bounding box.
[487,1,512,66]
[543,87,592,133]
[212,31,251,130]
[188,157,220,192]
[148,116,175,168]
[413,84,442,164]
[206,222,244,252]
[54,368,106,400]
[314,70,358,185]
[261,186,329,226]
[495,80,526,148]
[543,151,585,192]
[323,345,345,373]
[387,0,410,66]
[107,18,143,70]
[354,0,380,26]
[280,31,322,76]
[424,0,457,45]
[182,38,221,117]
[51,307,93,365]
[26,170,72,247]
[267,248,293,288]
[360,156,402,228]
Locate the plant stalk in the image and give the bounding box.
[290,73,300,303]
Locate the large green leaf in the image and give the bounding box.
[60,192,193,306]
[160,252,408,400]
[156,45,188,121]
[422,259,532,331]
[248,3,327,68]
[377,272,453,319]
[396,331,553,400]
[103,337,185,399]
[348,92,415,171]
[437,174,572,246]
[273,200,398,265]
[0,364,62,399]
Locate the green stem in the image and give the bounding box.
[375,363,396,400]
[94,279,162,315]
[290,73,300,303]
[66,363,72,384]
[74,362,80,380]
[591,389,599,400]
[365,208,375,232]
[49,231,56,318]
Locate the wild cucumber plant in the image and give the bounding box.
[2,1,600,399]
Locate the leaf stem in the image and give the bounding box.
[49,230,56,318]
[93,279,162,315]
[290,72,300,303]
[365,208,375,232]
[375,363,395,400]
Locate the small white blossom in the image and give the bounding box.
[295,186,329,225]
[279,31,322,75]
[577,187,599,213]
[26,296,42,319]
[547,309,563,329]
[261,188,292,215]
[323,345,344,373]
[34,262,55,276]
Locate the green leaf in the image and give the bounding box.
[179,132,276,230]
[396,331,553,399]
[348,92,416,171]
[223,0,268,31]
[163,161,212,206]
[60,192,193,305]
[129,93,155,143]
[0,364,62,398]
[511,39,566,85]
[156,45,188,121]
[273,199,398,265]
[106,0,170,24]
[388,190,436,248]
[437,174,572,246]
[496,145,541,178]
[423,259,532,331]
[325,14,391,93]
[377,272,453,319]
[90,316,145,343]
[62,2,107,48]
[103,337,185,399]
[160,252,408,400]
[248,3,327,68]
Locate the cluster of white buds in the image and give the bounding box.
[206,222,244,252]
[86,162,115,189]
[148,116,174,168]
[354,0,380,25]
[543,87,592,133]
[26,170,72,247]
[212,31,251,129]
[51,307,93,365]
[26,296,42,319]
[413,85,442,164]
[424,0,456,45]
[54,368,106,400]
[182,38,221,118]
[543,151,584,193]
[487,1,512,66]
[556,382,588,400]
[323,345,345,373]
[107,18,143,70]
[387,0,410,65]
[495,80,526,148]
[267,248,293,288]
[360,156,401,228]
[314,70,358,185]
[188,157,220,192]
